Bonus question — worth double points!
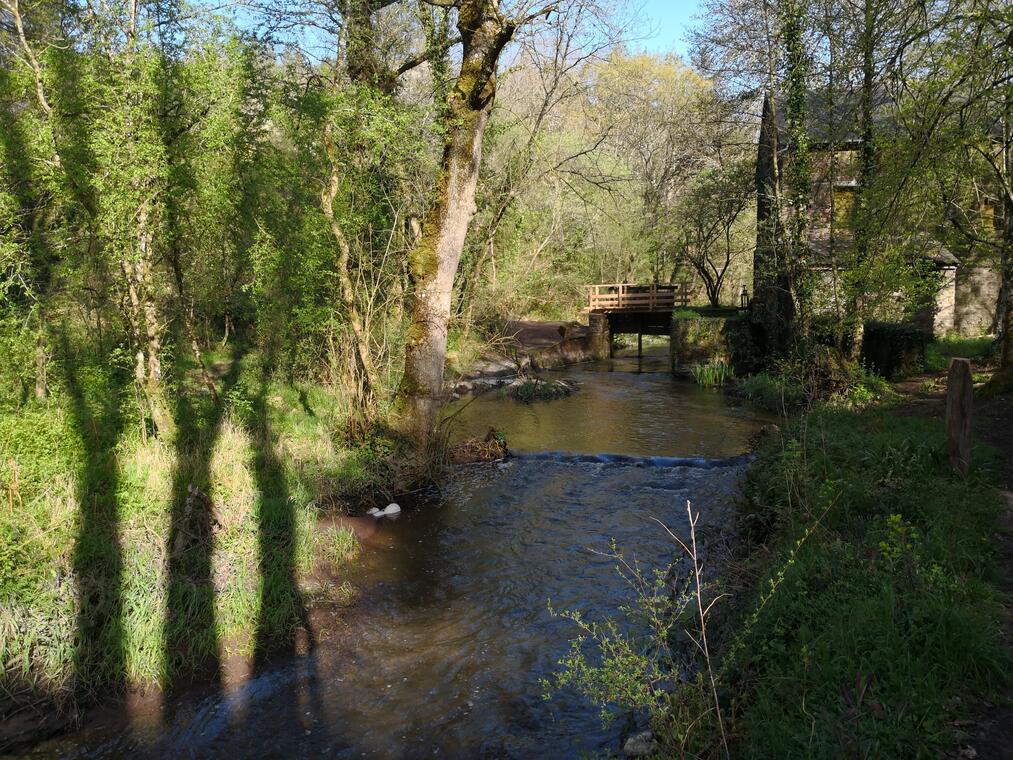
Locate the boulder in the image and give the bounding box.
[623,730,657,757]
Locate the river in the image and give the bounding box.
[24,350,770,759]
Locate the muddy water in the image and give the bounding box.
[28,351,770,759]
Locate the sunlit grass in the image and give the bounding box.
[924,334,996,372]
[319,526,359,566]
[0,348,381,715]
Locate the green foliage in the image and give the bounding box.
[738,372,807,413]
[509,377,574,403]
[739,353,891,414]
[0,343,388,713]
[542,541,688,728]
[924,335,996,373]
[672,316,727,367]
[862,321,931,379]
[731,407,1007,756]
[690,360,734,387]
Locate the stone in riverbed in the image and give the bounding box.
[623,730,657,757]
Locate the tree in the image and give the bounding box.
[396,0,556,439]
[589,52,709,282]
[673,155,753,306]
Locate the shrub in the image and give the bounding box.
[861,321,931,379]
[722,316,765,375]
[671,316,726,366]
[738,372,806,413]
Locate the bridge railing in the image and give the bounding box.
[587,283,693,313]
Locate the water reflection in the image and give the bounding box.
[448,353,768,459]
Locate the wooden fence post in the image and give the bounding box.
[945,358,973,475]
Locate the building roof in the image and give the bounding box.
[773,88,896,146]
[808,229,958,269]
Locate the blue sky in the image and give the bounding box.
[634,0,701,58]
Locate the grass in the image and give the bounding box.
[924,335,996,372]
[719,404,1008,756]
[0,342,395,724]
[690,360,734,387]
[737,372,806,412]
[737,361,893,413]
[320,527,359,565]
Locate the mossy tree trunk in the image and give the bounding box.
[753,91,794,359]
[999,102,1012,374]
[397,0,517,440]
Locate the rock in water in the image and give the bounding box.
[366,507,382,518]
[623,730,657,758]
[381,503,401,517]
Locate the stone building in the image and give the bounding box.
[754,92,1001,338]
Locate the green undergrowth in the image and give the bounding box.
[546,395,1008,757]
[721,405,1008,756]
[737,360,893,414]
[690,360,734,387]
[0,344,396,720]
[924,335,996,373]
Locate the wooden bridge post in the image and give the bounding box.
[945,358,973,475]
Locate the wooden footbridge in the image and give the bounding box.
[585,282,694,358]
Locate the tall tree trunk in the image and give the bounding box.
[844,0,877,357]
[396,0,516,440]
[999,96,1013,372]
[121,202,174,436]
[321,122,380,409]
[753,91,794,358]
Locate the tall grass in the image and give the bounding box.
[690,361,734,387]
[0,346,392,729]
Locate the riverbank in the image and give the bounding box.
[645,384,1012,756]
[5,357,773,758]
[447,320,597,398]
[722,397,1009,755]
[0,348,411,752]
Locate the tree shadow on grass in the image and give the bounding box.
[163,346,245,699]
[246,360,325,731]
[58,331,129,703]
[249,365,312,667]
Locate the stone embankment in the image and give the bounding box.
[449,320,596,399]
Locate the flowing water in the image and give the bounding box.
[25,350,771,759]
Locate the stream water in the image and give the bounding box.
[25,350,771,759]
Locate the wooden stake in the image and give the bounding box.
[945,358,973,475]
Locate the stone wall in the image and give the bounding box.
[955,265,1000,337]
[934,266,957,336]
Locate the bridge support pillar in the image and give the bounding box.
[588,313,611,360]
